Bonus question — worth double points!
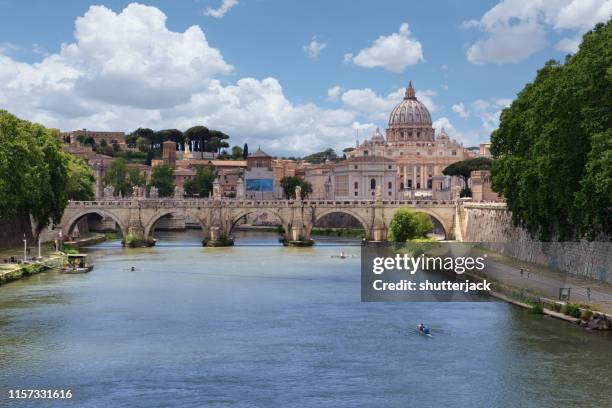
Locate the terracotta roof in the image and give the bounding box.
[209,160,247,167]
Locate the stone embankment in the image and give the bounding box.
[0,254,64,286]
[459,202,611,284]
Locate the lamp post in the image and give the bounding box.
[23,234,27,263]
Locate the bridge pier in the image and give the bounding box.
[203,226,234,247]
[123,225,156,247]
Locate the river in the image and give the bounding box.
[1,230,611,408]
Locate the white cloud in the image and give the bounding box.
[463,0,611,64]
[452,103,470,118]
[326,85,343,102]
[555,36,581,53]
[204,0,238,18]
[345,23,423,72]
[303,37,327,59]
[0,3,380,155]
[338,86,438,121]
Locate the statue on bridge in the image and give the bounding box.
[103,185,115,200]
[295,185,302,201]
[149,186,159,199]
[174,185,184,199]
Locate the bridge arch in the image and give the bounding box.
[63,209,128,238]
[229,209,289,236]
[143,209,208,239]
[312,208,371,237]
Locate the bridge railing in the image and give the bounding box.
[66,198,456,208]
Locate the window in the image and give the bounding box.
[388,191,392,196]
[416,182,421,189]
[452,150,457,156]
[364,151,369,156]
[427,180,432,189]
[354,191,358,196]
[388,181,392,189]
[407,180,412,188]
[400,182,404,189]
[354,165,358,170]
[370,178,376,190]
[388,165,392,169]
[354,181,358,189]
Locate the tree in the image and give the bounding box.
[303,148,337,164]
[231,145,243,160]
[127,167,146,189]
[155,129,184,151]
[490,21,612,240]
[208,130,230,153]
[184,126,209,152]
[442,157,493,197]
[243,143,249,159]
[280,176,312,199]
[151,164,175,197]
[136,136,151,152]
[104,158,130,196]
[388,209,433,242]
[0,110,73,237]
[65,155,95,201]
[184,166,216,197]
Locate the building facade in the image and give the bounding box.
[347,82,474,199]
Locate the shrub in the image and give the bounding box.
[388,208,433,242]
[564,303,582,318]
[529,302,544,314]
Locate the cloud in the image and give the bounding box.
[303,37,327,59]
[204,0,238,18]
[452,103,470,118]
[463,0,611,64]
[326,86,343,102]
[338,86,438,121]
[0,3,382,155]
[345,23,423,72]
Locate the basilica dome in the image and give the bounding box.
[388,82,432,127]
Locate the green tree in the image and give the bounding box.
[388,209,433,242]
[243,143,249,159]
[280,176,313,199]
[442,157,493,197]
[151,164,175,197]
[490,21,612,240]
[104,158,130,196]
[303,148,337,164]
[65,156,95,201]
[184,166,216,197]
[127,167,146,189]
[136,136,151,152]
[184,126,209,152]
[208,130,230,153]
[0,111,72,236]
[231,145,244,159]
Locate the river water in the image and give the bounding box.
[1,230,611,408]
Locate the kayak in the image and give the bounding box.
[417,326,432,338]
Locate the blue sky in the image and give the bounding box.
[0,0,609,155]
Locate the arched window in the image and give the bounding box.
[370,178,376,190]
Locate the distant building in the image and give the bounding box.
[60,129,128,149]
[347,82,475,199]
[305,156,398,200]
[244,147,275,199]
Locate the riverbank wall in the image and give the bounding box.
[459,203,611,284]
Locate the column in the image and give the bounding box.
[413,165,417,189]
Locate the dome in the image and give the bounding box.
[371,127,384,142]
[388,82,432,127]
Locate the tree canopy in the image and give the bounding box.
[150,164,175,197]
[0,110,94,235]
[490,21,611,240]
[280,176,313,199]
[184,166,216,197]
[303,148,337,164]
[388,209,433,242]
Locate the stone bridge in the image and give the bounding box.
[59,197,457,246]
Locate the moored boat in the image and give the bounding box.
[60,254,93,274]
